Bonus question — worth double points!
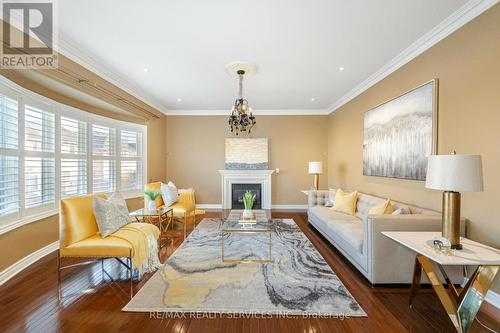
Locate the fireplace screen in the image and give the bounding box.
[231,184,262,209]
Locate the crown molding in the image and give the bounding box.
[50,0,497,117]
[166,109,329,116]
[326,0,498,115]
[56,36,170,115]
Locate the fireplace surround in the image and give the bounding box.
[218,169,274,209]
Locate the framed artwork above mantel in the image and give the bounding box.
[363,79,438,181]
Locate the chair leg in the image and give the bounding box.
[183,213,187,239]
[129,251,133,299]
[57,250,61,301]
[101,258,104,281]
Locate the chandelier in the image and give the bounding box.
[228,69,256,135]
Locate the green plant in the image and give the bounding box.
[242,190,256,210]
[144,190,161,201]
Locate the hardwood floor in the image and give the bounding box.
[0,211,497,333]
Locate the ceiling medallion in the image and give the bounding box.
[226,62,257,135]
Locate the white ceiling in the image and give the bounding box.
[55,0,484,114]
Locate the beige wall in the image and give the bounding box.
[166,116,328,205]
[327,6,500,289]
[0,116,166,272]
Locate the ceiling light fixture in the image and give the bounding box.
[225,62,257,135]
[143,68,149,73]
[311,97,315,102]
[338,66,345,71]
[177,98,182,102]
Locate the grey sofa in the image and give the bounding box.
[308,189,464,284]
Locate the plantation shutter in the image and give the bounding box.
[0,94,19,216]
[60,116,88,198]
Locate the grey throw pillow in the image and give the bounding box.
[93,192,130,238]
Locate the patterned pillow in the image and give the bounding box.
[161,182,179,207]
[324,189,336,207]
[93,192,130,238]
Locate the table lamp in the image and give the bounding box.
[425,152,483,249]
[308,161,323,190]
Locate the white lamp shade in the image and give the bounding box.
[308,161,323,174]
[426,154,483,192]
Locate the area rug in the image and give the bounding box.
[123,218,366,317]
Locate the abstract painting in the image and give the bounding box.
[363,80,438,181]
[225,138,268,170]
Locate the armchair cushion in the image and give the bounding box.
[60,194,106,248]
[170,201,195,216]
[60,233,132,257]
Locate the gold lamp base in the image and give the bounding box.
[312,174,319,190]
[442,191,462,250]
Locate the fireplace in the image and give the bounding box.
[218,169,274,209]
[231,184,262,209]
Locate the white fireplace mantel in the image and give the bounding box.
[218,169,274,209]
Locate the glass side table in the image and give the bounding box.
[129,207,174,249]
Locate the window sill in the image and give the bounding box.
[0,209,59,235]
[0,190,144,236]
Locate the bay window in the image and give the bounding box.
[0,78,147,230]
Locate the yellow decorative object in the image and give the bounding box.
[145,182,202,238]
[384,202,397,214]
[58,194,161,299]
[113,223,160,271]
[331,189,358,215]
[368,199,390,215]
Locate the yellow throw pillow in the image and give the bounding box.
[332,189,358,215]
[384,201,397,214]
[368,199,390,215]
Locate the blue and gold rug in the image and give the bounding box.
[123,218,366,316]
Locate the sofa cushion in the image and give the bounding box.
[368,199,390,215]
[356,194,386,219]
[326,219,364,254]
[309,206,359,224]
[332,189,358,215]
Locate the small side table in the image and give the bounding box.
[129,207,174,248]
[383,231,500,333]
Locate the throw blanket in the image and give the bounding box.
[113,223,161,277]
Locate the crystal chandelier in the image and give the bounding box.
[228,70,256,135]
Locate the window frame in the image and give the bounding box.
[0,76,148,234]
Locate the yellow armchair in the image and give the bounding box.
[144,182,197,238]
[58,194,147,299]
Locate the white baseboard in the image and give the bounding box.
[271,204,308,211]
[485,290,500,309]
[196,204,222,210]
[196,204,307,211]
[0,241,59,286]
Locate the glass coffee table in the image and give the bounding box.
[221,210,273,263]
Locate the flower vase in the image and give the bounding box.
[148,200,156,211]
[242,209,253,219]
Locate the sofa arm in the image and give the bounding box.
[308,190,330,210]
[365,214,466,284]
